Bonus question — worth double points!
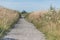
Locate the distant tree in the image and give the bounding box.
[50,5,55,10]
[50,4,56,13]
[21,10,27,14]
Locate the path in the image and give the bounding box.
[3,18,46,40]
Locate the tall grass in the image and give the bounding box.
[0,7,20,38]
[25,7,60,40]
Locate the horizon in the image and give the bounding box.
[0,0,60,12]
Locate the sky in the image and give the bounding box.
[0,0,60,12]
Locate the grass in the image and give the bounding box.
[25,7,60,40]
[0,7,20,38]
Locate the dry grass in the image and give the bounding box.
[26,9,60,40]
[0,7,20,37]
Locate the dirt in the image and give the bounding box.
[3,18,46,40]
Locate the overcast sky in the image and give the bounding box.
[0,0,60,12]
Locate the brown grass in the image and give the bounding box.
[0,7,20,37]
[26,9,60,40]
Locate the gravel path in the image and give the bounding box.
[3,18,46,40]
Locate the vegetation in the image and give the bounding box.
[21,10,30,18]
[21,10,27,14]
[0,7,20,38]
[25,6,60,40]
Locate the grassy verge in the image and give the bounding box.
[0,7,20,38]
[25,9,60,40]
